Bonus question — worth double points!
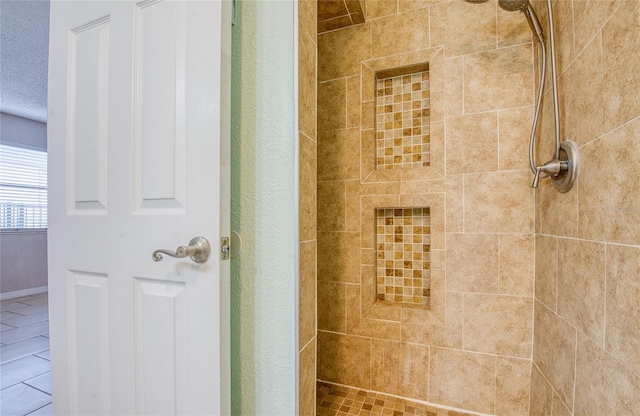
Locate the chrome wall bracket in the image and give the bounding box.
[552,141,579,193]
[532,140,579,193]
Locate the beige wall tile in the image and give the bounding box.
[496,357,531,416]
[533,301,576,408]
[318,128,361,181]
[345,180,361,232]
[574,333,640,415]
[318,281,348,333]
[538,177,578,238]
[318,181,346,232]
[431,0,496,57]
[464,45,533,113]
[299,32,317,141]
[401,292,463,349]
[299,338,316,416]
[498,106,534,172]
[573,0,624,56]
[361,100,374,129]
[446,233,499,293]
[529,364,553,416]
[534,234,557,310]
[366,0,397,19]
[299,0,317,44]
[300,133,317,241]
[318,23,371,82]
[551,0,575,77]
[499,234,534,296]
[370,9,429,59]
[497,5,531,48]
[346,76,361,128]
[300,241,317,346]
[464,171,534,233]
[444,56,463,117]
[318,331,371,389]
[318,15,354,34]
[578,118,640,245]
[463,294,533,358]
[318,232,361,283]
[605,244,640,375]
[398,0,438,13]
[360,128,375,177]
[371,340,429,400]
[444,175,464,233]
[446,112,498,174]
[602,0,640,131]
[346,285,401,340]
[318,78,346,132]
[557,238,605,345]
[429,348,496,414]
[559,33,605,147]
[551,391,572,416]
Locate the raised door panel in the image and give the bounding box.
[67,18,110,214]
[133,0,187,213]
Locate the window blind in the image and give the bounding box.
[0,144,48,230]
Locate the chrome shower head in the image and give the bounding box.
[498,0,528,12]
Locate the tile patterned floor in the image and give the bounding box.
[316,382,476,416]
[0,294,52,416]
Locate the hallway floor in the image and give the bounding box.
[316,382,475,416]
[0,293,51,416]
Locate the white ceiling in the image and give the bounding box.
[0,0,50,122]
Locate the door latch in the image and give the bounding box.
[221,237,230,260]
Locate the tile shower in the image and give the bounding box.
[313,0,640,415]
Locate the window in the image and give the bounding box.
[0,144,47,230]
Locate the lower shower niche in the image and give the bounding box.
[376,207,430,309]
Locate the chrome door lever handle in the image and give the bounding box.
[152,236,211,264]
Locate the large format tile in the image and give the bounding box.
[0,383,51,416]
[446,233,499,293]
[533,301,576,408]
[605,244,640,375]
[34,350,50,361]
[463,294,532,358]
[0,312,24,322]
[0,336,49,365]
[0,355,50,390]
[2,311,48,328]
[557,238,605,345]
[318,331,371,389]
[574,333,640,415]
[0,322,49,345]
[26,404,52,416]
[24,372,51,395]
[1,301,32,313]
[429,347,496,414]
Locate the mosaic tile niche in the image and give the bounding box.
[375,66,430,170]
[376,207,431,308]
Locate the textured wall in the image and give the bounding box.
[0,232,47,295]
[530,1,640,414]
[298,0,318,414]
[316,0,536,414]
[0,113,48,296]
[230,0,297,413]
[0,0,49,122]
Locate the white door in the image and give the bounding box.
[47,1,231,414]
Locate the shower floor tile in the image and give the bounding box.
[316,381,475,416]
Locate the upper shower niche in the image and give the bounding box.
[375,65,431,170]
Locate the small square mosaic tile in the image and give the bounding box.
[376,71,430,170]
[376,208,431,307]
[316,382,475,416]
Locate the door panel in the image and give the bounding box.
[68,17,110,213]
[48,1,230,414]
[133,0,187,211]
